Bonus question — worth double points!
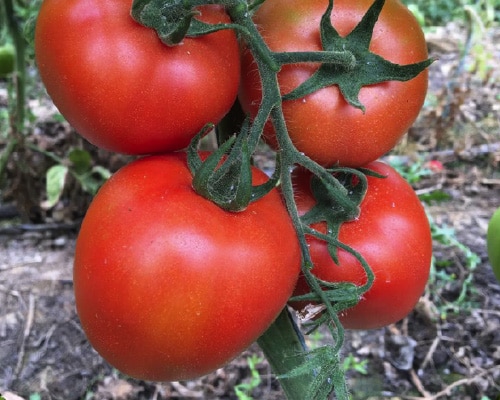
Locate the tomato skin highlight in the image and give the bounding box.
[239,0,429,167]
[35,0,241,155]
[487,207,500,283]
[73,153,301,381]
[290,161,432,329]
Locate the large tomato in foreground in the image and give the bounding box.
[487,207,500,283]
[35,0,240,155]
[239,0,428,167]
[73,153,301,381]
[290,162,432,329]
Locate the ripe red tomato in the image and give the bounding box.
[239,0,429,167]
[73,153,301,381]
[35,0,240,155]
[290,161,432,329]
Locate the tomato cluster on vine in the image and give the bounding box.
[34,0,432,389]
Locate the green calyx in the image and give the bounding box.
[282,0,433,111]
[300,168,369,261]
[131,0,197,45]
[187,123,279,212]
[130,0,240,45]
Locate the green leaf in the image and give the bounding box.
[419,190,451,204]
[234,355,263,400]
[74,166,111,195]
[68,148,92,175]
[283,0,433,110]
[343,353,368,374]
[43,164,68,209]
[91,165,112,181]
[75,173,101,195]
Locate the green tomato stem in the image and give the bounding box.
[226,2,362,397]
[274,50,355,68]
[256,308,312,400]
[3,0,27,134]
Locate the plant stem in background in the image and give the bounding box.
[0,0,27,178]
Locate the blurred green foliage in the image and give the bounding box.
[402,0,500,26]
